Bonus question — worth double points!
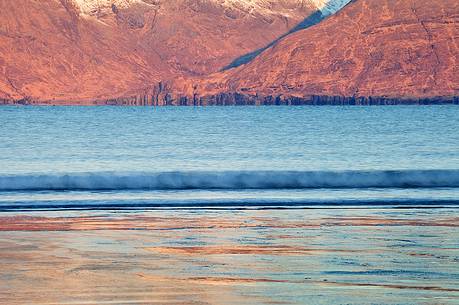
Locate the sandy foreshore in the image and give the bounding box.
[1,208,458,304]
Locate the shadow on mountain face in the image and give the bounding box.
[223,10,324,70]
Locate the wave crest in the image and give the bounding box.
[0,170,458,191]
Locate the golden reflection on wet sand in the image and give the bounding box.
[1,208,458,304]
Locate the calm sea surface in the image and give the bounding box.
[0,106,458,210]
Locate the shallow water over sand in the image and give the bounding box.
[1,208,458,304]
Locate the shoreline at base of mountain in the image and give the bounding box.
[2,94,458,106]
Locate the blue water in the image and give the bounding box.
[1,106,458,210]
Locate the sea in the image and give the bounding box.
[1,105,458,211]
[2,106,459,304]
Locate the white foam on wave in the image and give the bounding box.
[0,170,458,192]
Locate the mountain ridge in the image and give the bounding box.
[0,0,322,102]
[163,0,459,105]
[1,0,458,105]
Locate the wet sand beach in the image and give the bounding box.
[1,208,458,304]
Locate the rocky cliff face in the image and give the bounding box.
[0,0,169,101]
[0,0,320,102]
[179,0,459,103]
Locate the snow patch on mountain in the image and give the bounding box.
[72,0,351,17]
[72,0,153,15]
[211,1,352,16]
[309,0,352,16]
[73,0,313,14]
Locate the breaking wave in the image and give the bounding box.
[0,170,459,192]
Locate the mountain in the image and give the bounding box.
[1,0,457,105]
[0,0,328,103]
[170,0,459,105]
[0,0,168,102]
[224,0,352,70]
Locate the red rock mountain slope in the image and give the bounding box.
[173,0,459,105]
[1,0,458,105]
[0,0,317,103]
